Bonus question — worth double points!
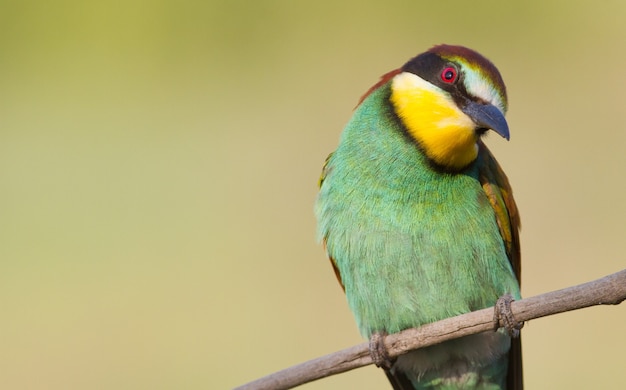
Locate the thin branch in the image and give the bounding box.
[235,269,626,390]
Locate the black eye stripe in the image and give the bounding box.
[402,53,459,90]
[399,45,508,113]
[401,52,472,109]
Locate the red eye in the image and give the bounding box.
[441,66,457,83]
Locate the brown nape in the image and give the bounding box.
[356,68,402,108]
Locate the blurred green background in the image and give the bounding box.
[1,1,625,389]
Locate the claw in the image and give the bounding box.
[369,331,394,370]
[493,293,524,338]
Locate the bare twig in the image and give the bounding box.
[235,269,626,390]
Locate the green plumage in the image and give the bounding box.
[316,82,521,389]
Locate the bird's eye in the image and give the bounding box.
[441,67,457,83]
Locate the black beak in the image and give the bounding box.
[461,101,510,140]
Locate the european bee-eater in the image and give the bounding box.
[316,45,522,389]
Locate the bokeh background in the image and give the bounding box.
[1,1,625,389]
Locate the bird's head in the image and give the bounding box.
[389,44,509,170]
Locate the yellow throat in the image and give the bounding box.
[390,72,478,170]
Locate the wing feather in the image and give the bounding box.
[478,141,523,390]
[319,153,346,291]
[477,141,521,283]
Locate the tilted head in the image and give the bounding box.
[389,44,509,170]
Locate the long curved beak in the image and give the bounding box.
[461,101,510,140]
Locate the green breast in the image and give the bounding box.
[316,82,519,337]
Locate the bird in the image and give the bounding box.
[315,44,523,389]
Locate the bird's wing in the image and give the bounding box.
[477,141,523,390]
[318,153,346,291]
[477,141,521,283]
[318,152,333,188]
[319,70,401,292]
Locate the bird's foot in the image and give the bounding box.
[369,331,394,370]
[493,293,523,338]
